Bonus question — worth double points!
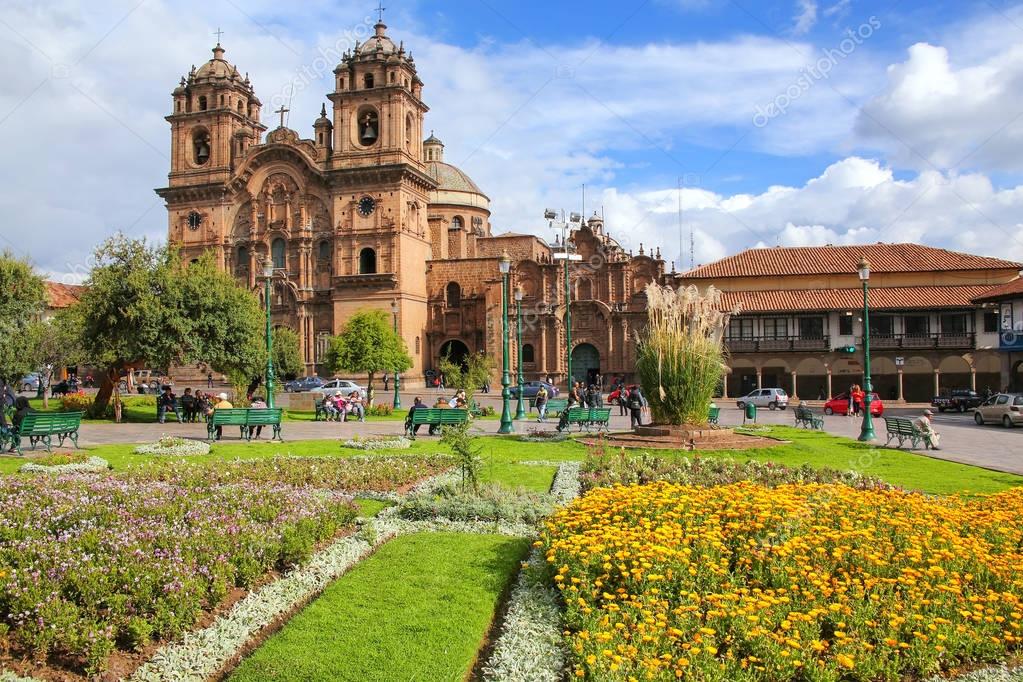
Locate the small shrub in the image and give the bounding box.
[60,390,93,412]
[440,421,482,492]
[366,403,394,417]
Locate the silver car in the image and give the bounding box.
[736,388,789,410]
[310,379,368,400]
[973,393,1023,428]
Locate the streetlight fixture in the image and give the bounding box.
[857,256,876,442]
[498,250,514,434]
[390,298,401,410]
[514,285,526,420]
[261,259,276,409]
[546,209,583,389]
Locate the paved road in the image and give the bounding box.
[63,394,1023,477]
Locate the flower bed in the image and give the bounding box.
[18,453,109,474]
[134,436,212,457]
[0,472,358,676]
[579,449,894,492]
[519,429,570,443]
[397,482,554,525]
[341,435,412,450]
[125,455,455,493]
[540,482,1023,681]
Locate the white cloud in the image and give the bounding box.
[856,38,1023,173]
[792,0,818,35]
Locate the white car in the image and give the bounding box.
[310,379,368,400]
[736,388,789,410]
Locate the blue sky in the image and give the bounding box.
[3,0,1023,276]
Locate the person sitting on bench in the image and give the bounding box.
[406,397,427,435]
[913,409,941,450]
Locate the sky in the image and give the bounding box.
[4,0,1023,281]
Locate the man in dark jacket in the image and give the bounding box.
[157,385,182,423]
[628,386,647,428]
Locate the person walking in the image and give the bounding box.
[914,409,941,449]
[207,372,214,389]
[628,385,647,428]
[535,385,549,423]
[383,373,390,392]
[852,384,865,416]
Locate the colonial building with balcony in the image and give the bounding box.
[678,243,1022,402]
[973,278,1023,392]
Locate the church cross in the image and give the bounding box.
[375,2,386,22]
[274,105,289,128]
[213,27,224,43]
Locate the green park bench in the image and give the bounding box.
[530,397,568,416]
[563,407,612,432]
[4,411,84,455]
[404,408,469,439]
[708,405,721,425]
[793,405,824,430]
[207,408,283,441]
[884,416,923,449]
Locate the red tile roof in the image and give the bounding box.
[720,285,993,314]
[973,278,1023,302]
[684,243,1022,279]
[45,282,85,309]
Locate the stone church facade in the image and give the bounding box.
[157,20,667,386]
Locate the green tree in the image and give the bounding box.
[0,252,47,387]
[75,236,265,417]
[326,309,411,404]
[27,309,84,408]
[437,350,495,403]
[273,326,304,380]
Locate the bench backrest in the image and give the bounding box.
[884,416,916,432]
[795,406,814,419]
[566,407,610,421]
[18,411,84,434]
[410,408,469,423]
[708,406,721,418]
[590,408,611,420]
[245,408,283,425]
[546,398,568,410]
[211,408,250,425]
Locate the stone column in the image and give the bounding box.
[826,369,832,400]
[970,367,977,391]
[756,368,763,390]
[722,371,729,399]
[933,369,941,397]
[897,369,904,402]
[791,370,798,400]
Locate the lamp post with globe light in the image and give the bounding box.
[390,298,401,410]
[498,251,514,434]
[261,259,275,409]
[857,256,876,442]
[514,285,526,420]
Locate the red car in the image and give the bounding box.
[823,392,884,416]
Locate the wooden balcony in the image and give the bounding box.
[865,333,975,350]
[725,336,830,353]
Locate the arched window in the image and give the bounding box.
[415,336,421,354]
[318,240,330,260]
[359,247,377,274]
[192,128,211,165]
[523,344,535,363]
[450,216,463,230]
[446,282,461,307]
[271,238,286,269]
[198,95,207,111]
[237,245,249,267]
[363,73,374,89]
[405,114,413,150]
[389,72,395,83]
[237,100,244,113]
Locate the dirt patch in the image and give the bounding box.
[580,427,782,451]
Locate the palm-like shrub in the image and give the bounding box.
[635,284,737,426]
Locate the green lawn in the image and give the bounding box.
[229,532,529,682]
[1,427,1018,496]
[354,498,392,517]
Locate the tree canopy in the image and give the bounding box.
[0,251,47,385]
[272,326,304,380]
[326,309,411,393]
[26,309,84,407]
[437,350,494,402]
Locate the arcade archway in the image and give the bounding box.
[438,339,470,368]
[571,343,601,386]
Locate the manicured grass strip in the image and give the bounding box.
[479,460,558,493]
[229,532,529,682]
[353,498,392,517]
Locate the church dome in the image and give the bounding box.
[195,44,236,80]
[427,161,486,197]
[356,23,398,56]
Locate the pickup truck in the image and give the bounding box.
[931,389,984,413]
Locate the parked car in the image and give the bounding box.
[284,376,326,393]
[310,379,368,399]
[736,388,789,410]
[973,393,1023,428]
[823,392,884,416]
[931,389,984,413]
[18,373,41,393]
[508,381,559,399]
[118,370,160,393]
